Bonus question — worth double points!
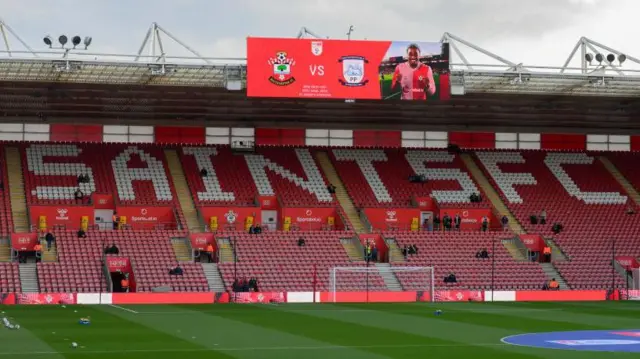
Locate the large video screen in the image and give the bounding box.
[247,37,450,101]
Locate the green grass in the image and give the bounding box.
[0,302,638,358]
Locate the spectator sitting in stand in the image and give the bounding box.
[77,229,87,238]
[327,184,336,194]
[200,168,208,177]
[539,209,547,225]
[475,248,489,259]
[444,273,457,284]
[105,243,119,255]
[254,224,262,234]
[169,265,183,276]
[548,278,560,290]
[627,206,636,215]
[74,188,84,201]
[297,237,305,246]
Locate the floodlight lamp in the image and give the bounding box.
[83,36,92,49]
[585,53,593,63]
[43,36,53,48]
[595,53,604,63]
[606,54,615,63]
[618,54,627,64]
[58,35,68,47]
[72,36,81,48]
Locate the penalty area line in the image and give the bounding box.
[109,305,138,314]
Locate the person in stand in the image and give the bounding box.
[74,188,84,201]
[169,265,183,276]
[45,232,55,251]
[501,215,509,231]
[205,243,214,263]
[77,228,87,239]
[433,214,441,231]
[200,168,208,177]
[548,278,559,290]
[443,213,452,231]
[454,213,461,231]
[34,242,42,263]
[112,212,119,230]
[481,216,489,232]
[121,274,129,293]
[539,209,547,225]
[297,237,305,247]
[543,246,552,262]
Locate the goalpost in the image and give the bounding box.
[329,266,435,303]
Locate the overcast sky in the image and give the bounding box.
[0,0,636,69]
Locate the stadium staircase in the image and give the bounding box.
[19,263,39,292]
[217,238,235,263]
[501,239,528,261]
[170,238,192,262]
[461,153,525,233]
[164,149,203,232]
[0,241,10,261]
[315,151,365,233]
[341,238,364,262]
[385,238,406,263]
[375,263,403,291]
[41,243,58,262]
[200,262,226,292]
[539,262,569,289]
[544,238,569,261]
[5,147,29,232]
[599,156,640,205]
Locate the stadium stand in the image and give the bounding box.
[0,263,21,293]
[329,148,490,209]
[179,146,335,207]
[0,146,13,236]
[216,231,387,292]
[475,150,640,289]
[37,229,208,292]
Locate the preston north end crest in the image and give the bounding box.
[268,51,296,86]
[338,56,369,87]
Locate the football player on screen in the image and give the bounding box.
[391,43,436,100]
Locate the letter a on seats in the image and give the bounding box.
[112,146,173,201]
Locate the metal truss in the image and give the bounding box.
[0,22,638,97]
[0,18,38,57]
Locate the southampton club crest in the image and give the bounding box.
[268,51,296,86]
[338,56,369,87]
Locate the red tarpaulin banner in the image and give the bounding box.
[615,256,640,269]
[434,290,484,302]
[14,293,76,305]
[520,234,545,252]
[247,38,450,101]
[280,207,338,230]
[258,196,278,210]
[92,193,115,209]
[414,196,436,210]
[115,206,175,229]
[29,205,94,229]
[106,256,131,272]
[11,233,39,251]
[189,232,215,251]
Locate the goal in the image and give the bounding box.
[329,266,435,303]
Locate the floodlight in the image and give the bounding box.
[83,36,92,49]
[618,54,627,64]
[72,36,81,48]
[585,53,593,63]
[595,53,604,63]
[58,35,68,46]
[43,36,53,48]
[606,54,615,63]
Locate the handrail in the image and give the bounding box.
[511,235,530,259]
[101,252,113,292]
[359,210,373,233]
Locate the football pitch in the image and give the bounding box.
[0,302,638,358]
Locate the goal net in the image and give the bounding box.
[329,266,435,303]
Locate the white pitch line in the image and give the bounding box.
[0,342,510,356]
[109,305,138,314]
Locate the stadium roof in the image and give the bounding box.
[0,21,639,97]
